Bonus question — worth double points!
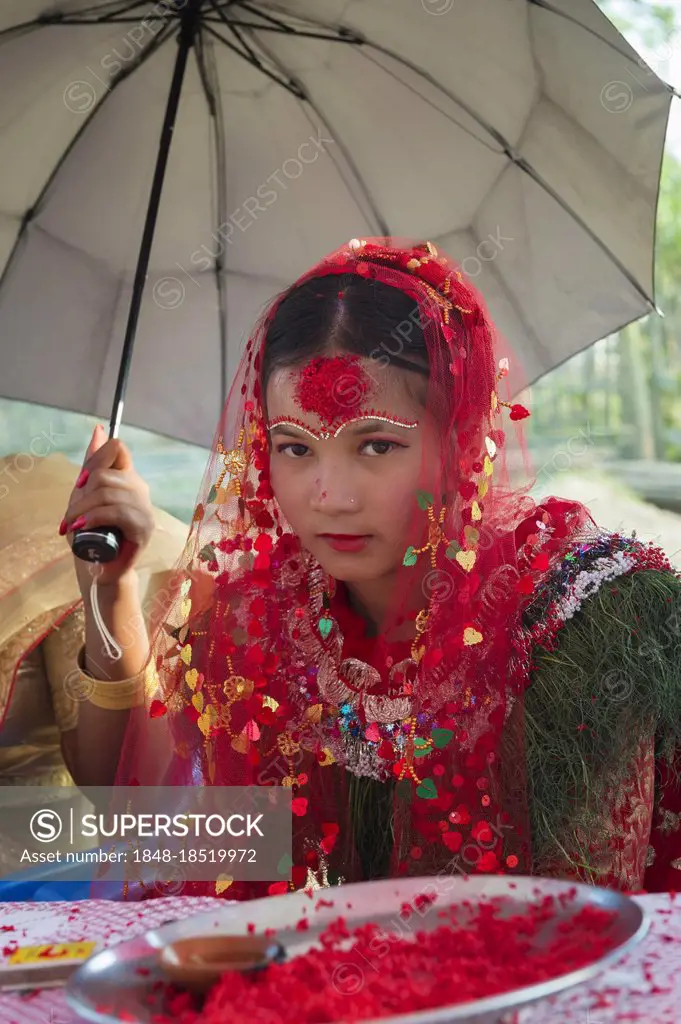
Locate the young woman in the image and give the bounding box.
[62,238,681,898]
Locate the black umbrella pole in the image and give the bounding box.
[74,0,203,565]
[110,0,203,439]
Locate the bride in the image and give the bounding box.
[59,238,681,898]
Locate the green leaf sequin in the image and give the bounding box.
[198,544,217,563]
[416,778,437,799]
[431,728,454,749]
[403,546,418,567]
[416,490,434,511]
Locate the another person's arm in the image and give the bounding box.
[68,571,148,786]
[60,425,156,786]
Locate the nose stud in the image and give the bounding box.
[316,491,356,504]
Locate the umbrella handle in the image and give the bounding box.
[72,526,124,564]
[72,360,129,560]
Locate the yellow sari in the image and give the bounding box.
[0,453,187,869]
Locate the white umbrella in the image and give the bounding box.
[0,0,673,451]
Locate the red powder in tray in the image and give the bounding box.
[153,894,619,1024]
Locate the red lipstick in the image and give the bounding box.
[318,534,371,552]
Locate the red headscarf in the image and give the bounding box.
[115,238,589,900]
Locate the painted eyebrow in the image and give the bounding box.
[269,419,417,438]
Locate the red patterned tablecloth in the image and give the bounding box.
[0,893,679,1023]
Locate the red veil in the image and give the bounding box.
[117,238,590,900]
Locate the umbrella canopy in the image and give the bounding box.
[0,0,673,447]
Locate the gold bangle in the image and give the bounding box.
[77,647,146,711]
[88,677,145,711]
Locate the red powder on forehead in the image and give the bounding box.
[292,354,373,426]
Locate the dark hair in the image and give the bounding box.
[261,274,430,395]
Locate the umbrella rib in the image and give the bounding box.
[11,0,163,28]
[241,3,505,154]
[209,0,260,65]
[38,0,148,19]
[233,1,294,34]
[194,25,217,116]
[195,29,230,408]
[204,0,360,42]
[235,1,360,39]
[68,0,149,16]
[468,229,552,374]
[45,16,170,24]
[66,0,152,20]
[254,1,367,37]
[243,28,389,236]
[513,156,657,310]
[365,40,517,155]
[0,21,44,44]
[529,0,680,99]
[202,22,303,97]
[362,40,656,310]
[359,47,501,156]
[0,22,177,299]
[37,16,174,24]
[204,20,361,43]
[233,0,361,43]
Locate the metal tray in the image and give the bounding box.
[66,874,649,1024]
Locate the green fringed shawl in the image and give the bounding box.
[348,548,681,883]
[526,565,681,879]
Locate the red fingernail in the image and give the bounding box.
[59,518,68,536]
[70,515,87,532]
[76,469,89,489]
